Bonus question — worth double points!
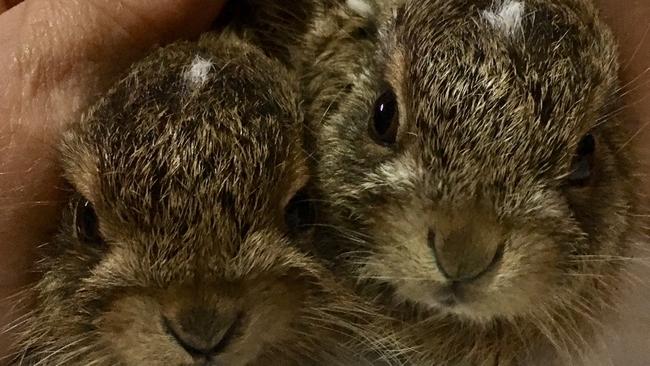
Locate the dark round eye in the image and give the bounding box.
[284,189,315,234]
[567,133,596,187]
[75,199,103,244]
[369,89,399,145]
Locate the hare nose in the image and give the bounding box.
[163,307,241,358]
[428,226,503,282]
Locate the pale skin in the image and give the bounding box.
[0,0,647,363]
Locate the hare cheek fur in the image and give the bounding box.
[311,0,638,337]
[11,32,396,366]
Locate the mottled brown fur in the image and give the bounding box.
[290,0,646,365]
[8,31,399,366]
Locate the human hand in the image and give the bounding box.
[582,2,650,365]
[0,0,225,360]
[596,0,650,161]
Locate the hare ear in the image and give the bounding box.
[60,128,100,204]
[218,0,317,64]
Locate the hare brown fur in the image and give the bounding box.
[8,32,399,366]
[290,0,647,364]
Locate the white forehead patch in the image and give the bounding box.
[483,1,525,36]
[346,0,374,18]
[184,55,213,87]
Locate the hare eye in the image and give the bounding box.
[284,188,315,234]
[369,89,399,145]
[75,200,103,245]
[567,133,595,187]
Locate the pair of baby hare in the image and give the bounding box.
[8,0,646,365]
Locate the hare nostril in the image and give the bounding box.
[428,230,452,279]
[427,230,436,252]
[428,226,504,283]
[488,244,504,271]
[164,318,201,358]
[163,310,242,358]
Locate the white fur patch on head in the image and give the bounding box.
[483,1,525,36]
[184,55,213,87]
[346,0,373,18]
